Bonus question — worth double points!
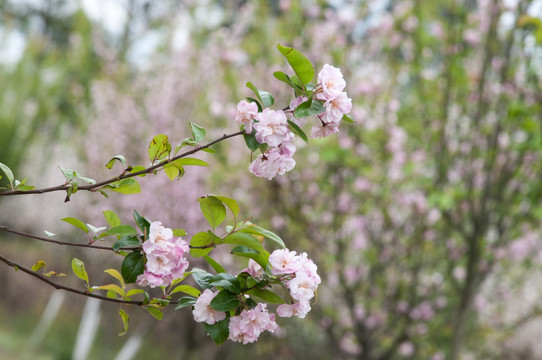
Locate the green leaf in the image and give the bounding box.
[126,289,146,298]
[191,268,214,290]
[231,246,269,269]
[239,224,286,248]
[175,296,197,310]
[107,178,141,194]
[103,210,121,228]
[210,290,240,311]
[173,228,187,237]
[246,82,274,107]
[170,284,201,297]
[145,306,163,320]
[190,123,206,143]
[101,225,138,238]
[0,162,14,184]
[243,130,260,152]
[148,134,171,163]
[31,260,46,272]
[190,231,220,257]
[164,165,180,180]
[87,224,106,234]
[76,173,96,185]
[342,113,355,123]
[273,71,295,87]
[204,255,226,274]
[104,269,125,289]
[105,155,127,170]
[210,195,239,218]
[209,273,241,294]
[93,284,126,298]
[118,309,129,336]
[62,217,89,233]
[121,252,145,284]
[276,43,315,85]
[58,166,75,182]
[223,232,266,253]
[287,120,308,142]
[133,210,151,235]
[129,165,147,176]
[203,318,230,345]
[171,158,209,167]
[245,288,285,304]
[113,235,140,251]
[294,98,325,118]
[199,196,226,230]
[72,258,89,285]
[246,97,263,112]
[44,230,56,237]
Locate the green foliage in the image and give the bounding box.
[121,252,145,284]
[276,43,315,86]
[204,318,230,345]
[71,258,89,286]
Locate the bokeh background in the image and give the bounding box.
[2,0,542,359]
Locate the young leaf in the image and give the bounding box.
[276,43,315,85]
[31,260,46,272]
[239,224,286,248]
[203,318,230,345]
[210,195,240,218]
[210,290,240,311]
[148,134,171,163]
[173,228,187,237]
[71,258,89,285]
[170,284,201,297]
[118,309,129,336]
[93,284,126,298]
[121,252,145,284]
[171,158,209,167]
[126,289,146,298]
[101,225,138,238]
[44,230,56,237]
[294,98,325,118]
[62,217,89,233]
[105,155,127,170]
[107,178,141,194]
[190,123,206,142]
[104,268,126,289]
[273,71,295,88]
[133,210,151,235]
[342,113,355,123]
[58,166,75,182]
[0,162,14,185]
[189,231,219,257]
[103,210,121,228]
[174,296,197,310]
[287,120,308,142]
[87,224,106,234]
[145,306,163,320]
[198,196,226,230]
[113,235,140,251]
[245,288,285,304]
[164,165,180,180]
[246,82,274,107]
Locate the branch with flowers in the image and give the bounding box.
[0,44,354,344]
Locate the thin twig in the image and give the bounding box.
[0,131,244,196]
[0,225,139,251]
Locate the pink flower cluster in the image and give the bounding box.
[228,303,278,344]
[311,64,352,138]
[269,248,321,319]
[136,221,190,288]
[236,64,352,179]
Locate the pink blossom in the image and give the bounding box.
[324,92,352,122]
[311,122,340,138]
[235,100,259,133]
[398,341,415,356]
[136,221,190,288]
[253,108,290,147]
[228,303,278,344]
[192,289,226,325]
[277,300,311,319]
[269,248,302,275]
[248,149,296,180]
[317,64,346,100]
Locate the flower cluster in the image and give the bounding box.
[192,289,226,325]
[228,303,278,344]
[269,249,321,319]
[236,64,352,180]
[136,221,190,288]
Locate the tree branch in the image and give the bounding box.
[0,225,139,251]
[0,131,244,196]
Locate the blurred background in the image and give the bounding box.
[1,0,542,359]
